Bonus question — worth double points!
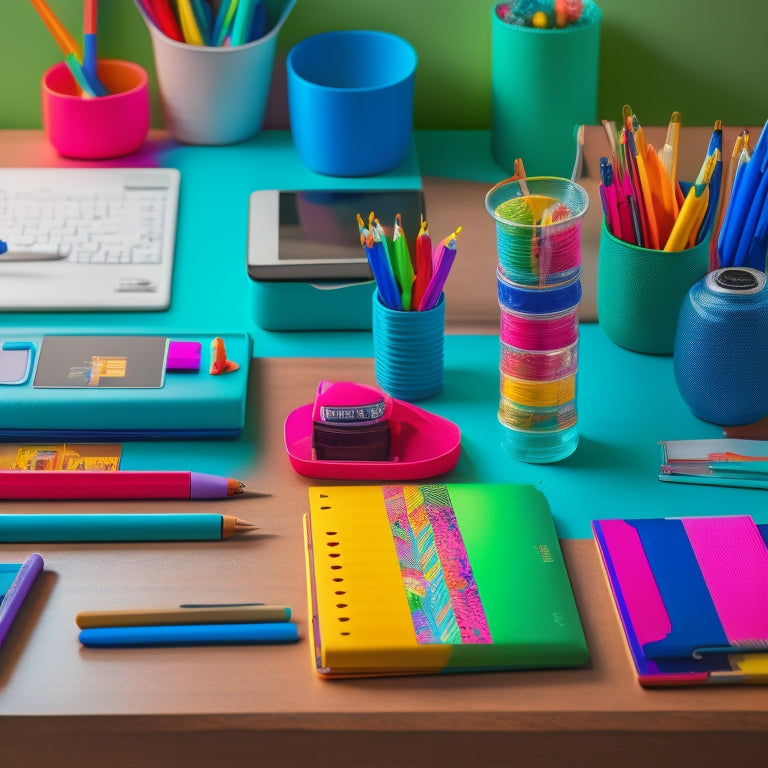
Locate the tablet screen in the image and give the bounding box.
[248,188,425,281]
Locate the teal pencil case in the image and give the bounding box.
[0,332,251,440]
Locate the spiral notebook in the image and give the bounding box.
[303,483,588,678]
[593,516,768,687]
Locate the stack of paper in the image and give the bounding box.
[593,514,768,686]
[659,439,768,489]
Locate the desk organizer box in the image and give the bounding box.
[0,333,251,440]
[250,279,376,331]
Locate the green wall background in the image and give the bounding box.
[1,0,766,131]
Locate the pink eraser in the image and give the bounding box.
[167,341,202,371]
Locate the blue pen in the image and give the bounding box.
[83,0,98,81]
[718,156,750,267]
[0,554,44,650]
[696,121,723,244]
[720,119,768,266]
[78,621,299,647]
[754,185,768,245]
[64,52,99,98]
[212,0,238,45]
[231,0,264,46]
[733,164,768,268]
[357,213,401,310]
[370,219,403,310]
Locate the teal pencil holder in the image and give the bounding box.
[490,2,602,178]
[372,291,445,401]
[597,221,710,355]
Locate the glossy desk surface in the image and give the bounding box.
[2,130,767,768]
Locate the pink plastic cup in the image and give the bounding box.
[41,59,150,159]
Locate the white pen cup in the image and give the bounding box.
[372,291,445,402]
[134,0,296,145]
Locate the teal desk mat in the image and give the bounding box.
[6,131,758,539]
[110,325,753,540]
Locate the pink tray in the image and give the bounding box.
[284,400,461,480]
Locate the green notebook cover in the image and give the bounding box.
[304,483,589,678]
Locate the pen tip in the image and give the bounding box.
[227,479,245,495]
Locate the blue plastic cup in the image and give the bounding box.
[286,30,417,177]
[372,291,444,401]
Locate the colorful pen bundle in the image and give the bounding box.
[29,0,109,97]
[598,107,723,254]
[717,118,768,271]
[76,603,298,648]
[356,211,461,312]
[136,0,267,47]
[495,0,594,29]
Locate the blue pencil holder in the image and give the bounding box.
[372,291,445,401]
[286,30,417,177]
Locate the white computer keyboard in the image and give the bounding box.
[0,171,173,264]
[0,167,180,311]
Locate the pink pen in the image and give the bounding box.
[0,470,245,500]
[599,157,622,238]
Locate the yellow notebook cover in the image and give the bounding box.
[304,483,588,678]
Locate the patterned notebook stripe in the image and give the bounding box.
[682,516,768,648]
[384,484,491,645]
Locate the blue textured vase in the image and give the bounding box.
[674,268,768,425]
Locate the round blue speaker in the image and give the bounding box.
[674,267,768,425]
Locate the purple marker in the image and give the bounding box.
[0,554,44,650]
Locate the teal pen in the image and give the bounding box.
[709,461,768,476]
[0,514,257,543]
[79,622,299,647]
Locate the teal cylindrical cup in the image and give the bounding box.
[372,291,445,401]
[287,30,417,177]
[490,2,602,178]
[597,221,710,355]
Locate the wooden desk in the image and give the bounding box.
[2,357,768,768]
[2,128,768,766]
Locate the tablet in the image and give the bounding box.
[247,189,425,281]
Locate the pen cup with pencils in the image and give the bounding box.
[491,1,602,178]
[42,59,150,159]
[372,291,445,402]
[595,108,724,354]
[360,210,459,401]
[133,0,296,145]
[597,222,710,355]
